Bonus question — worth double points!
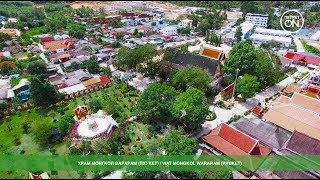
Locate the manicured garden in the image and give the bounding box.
[0,81,141,178]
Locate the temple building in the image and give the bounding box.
[70,105,118,140]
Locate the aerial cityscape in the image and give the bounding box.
[0,1,320,179]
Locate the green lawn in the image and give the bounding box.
[13,52,30,60]
[0,81,141,178]
[1,81,140,154]
[123,121,152,154]
[21,26,47,39]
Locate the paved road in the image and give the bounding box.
[195,65,310,138]
[293,36,305,52]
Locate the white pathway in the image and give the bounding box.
[293,36,305,52]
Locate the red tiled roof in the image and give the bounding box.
[56,83,68,90]
[223,83,234,95]
[284,52,320,66]
[138,14,153,18]
[203,123,259,155]
[41,36,55,43]
[99,76,110,84]
[252,106,264,116]
[307,85,320,95]
[122,13,135,17]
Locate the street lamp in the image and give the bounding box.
[231,68,240,104]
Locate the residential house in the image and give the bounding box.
[62,56,90,68]
[0,29,20,37]
[56,53,71,63]
[160,26,178,36]
[121,17,142,26]
[121,12,136,19]
[27,45,41,54]
[308,68,320,87]
[0,51,11,59]
[165,47,221,76]
[250,33,292,48]
[40,36,55,44]
[201,123,271,155]
[11,79,30,101]
[284,52,320,66]
[138,14,153,22]
[7,18,18,23]
[0,78,14,103]
[180,18,193,29]
[43,38,76,53]
[263,93,320,140]
[3,45,22,54]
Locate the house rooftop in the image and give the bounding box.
[231,118,291,149]
[264,93,320,140]
[202,123,271,155]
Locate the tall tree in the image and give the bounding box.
[161,129,196,155]
[223,40,257,78]
[235,74,260,100]
[171,87,209,132]
[171,66,213,92]
[27,60,48,75]
[29,77,63,106]
[31,121,52,147]
[235,26,243,43]
[136,82,178,125]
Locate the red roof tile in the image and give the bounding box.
[284,52,320,66]
[252,106,264,116]
[203,123,259,155]
[41,36,55,43]
[138,14,153,18]
[99,76,110,84]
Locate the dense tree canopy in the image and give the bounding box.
[29,77,63,106]
[235,26,242,42]
[171,66,213,92]
[171,87,209,132]
[117,44,157,69]
[92,136,121,155]
[136,82,178,125]
[31,121,52,147]
[88,99,103,113]
[57,114,74,137]
[223,40,257,78]
[27,60,48,75]
[235,74,260,99]
[81,59,100,74]
[161,129,196,155]
[68,23,86,39]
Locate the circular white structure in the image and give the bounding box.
[77,111,118,139]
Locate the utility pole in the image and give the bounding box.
[231,68,240,104]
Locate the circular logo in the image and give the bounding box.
[280,10,304,33]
